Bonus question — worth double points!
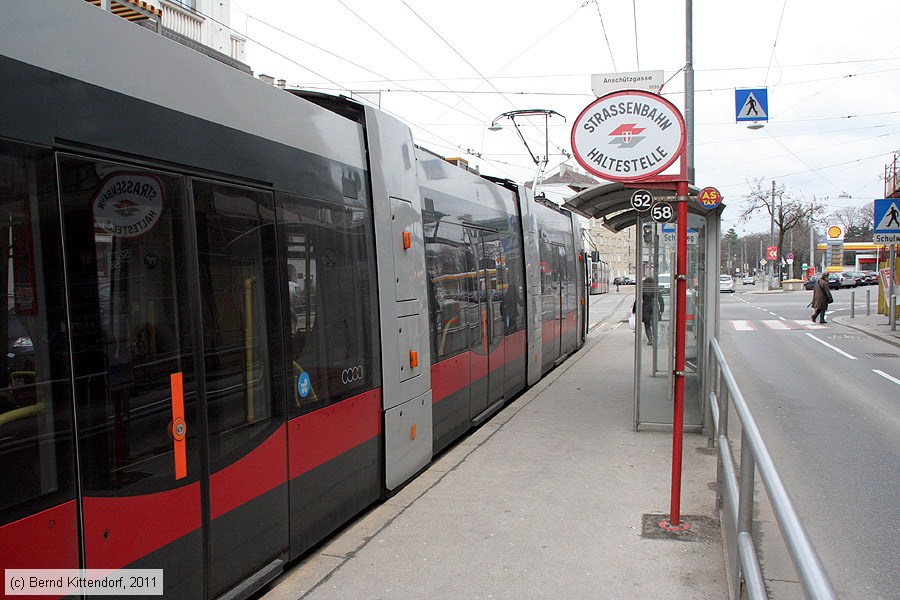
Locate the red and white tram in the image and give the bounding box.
[0,3,584,598]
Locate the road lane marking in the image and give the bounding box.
[804,333,857,360]
[730,320,756,331]
[762,320,791,330]
[873,369,900,386]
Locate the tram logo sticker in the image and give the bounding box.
[571,89,686,182]
[93,173,163,238]
[297,371,311,398]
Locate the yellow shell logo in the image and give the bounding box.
[828,225,842,238]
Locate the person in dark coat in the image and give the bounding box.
[811,272,833,323]
[632,276,664,345]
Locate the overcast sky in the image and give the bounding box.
[228,0,900,234]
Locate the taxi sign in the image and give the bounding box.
[697,186,722,209]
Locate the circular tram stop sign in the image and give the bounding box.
[570,89,686,182]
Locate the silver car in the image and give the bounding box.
[719,274,735,293]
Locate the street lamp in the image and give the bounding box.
[488,109,565,193]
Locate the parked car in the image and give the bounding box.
[657,273,671,291]
[741,275,755,285]
[840,271,859,287]
[719,274,735,293]
[804,276,820,290]
[824,272,843,288]
[859,270,878,285]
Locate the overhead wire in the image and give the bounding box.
[589,0,617,72]
[334,0,492,124]
[632,0,639,70]
[397,0,589,168]
[764,0,788,86]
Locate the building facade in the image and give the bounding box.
[88,0,248,71]
[537,165,636,283]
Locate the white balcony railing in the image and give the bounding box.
[161,0,203,43]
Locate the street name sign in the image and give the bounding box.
[660,223,698,245]
[571,89,686,182]
[591,70,664,97]
[873,198,900,243]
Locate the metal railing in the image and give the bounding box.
[706,337,837,600]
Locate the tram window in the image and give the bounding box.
[278,193,378,417]
[424,221,469,360]
[57,155,197,495]
[0,141,74,526]
[501,232,524,334]
[192,181,283,467]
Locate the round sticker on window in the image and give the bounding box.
[297,372,311,398]
[92,172,163,238]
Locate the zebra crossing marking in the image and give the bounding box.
[726,320,828,331]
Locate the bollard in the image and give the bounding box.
[893,295,897,332]
[850,290,855,318]
[866,289,870,316]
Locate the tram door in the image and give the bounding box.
[59,156,286,598]
[465,227,506,420]
[58,155,206,596]
[540,243,565,372]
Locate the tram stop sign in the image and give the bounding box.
[570,90,686,182]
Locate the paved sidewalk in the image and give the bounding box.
[833,312,900,348]
[258,295,727,600]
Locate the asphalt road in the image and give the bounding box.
[718,287,900,600]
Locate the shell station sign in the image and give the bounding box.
[571,89,686,182]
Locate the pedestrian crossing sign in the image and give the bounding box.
[735,88,768,123]
[873,198,900,243]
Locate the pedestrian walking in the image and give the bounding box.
[811,272,833,324]
[632,276,664,345]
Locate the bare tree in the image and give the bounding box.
[737,179,827,282]
[828,204,874,242]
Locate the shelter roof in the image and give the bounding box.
[561,182,717,233]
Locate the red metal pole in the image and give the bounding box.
[667,180,690,529]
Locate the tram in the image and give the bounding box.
[589,256,610,295]
[0,2,584,598]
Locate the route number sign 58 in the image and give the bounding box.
[651,201,674,223]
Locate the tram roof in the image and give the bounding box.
[561,182,714,233]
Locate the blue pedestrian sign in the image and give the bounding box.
[735,88,768,123]
[874,198,900,243]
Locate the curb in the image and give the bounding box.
[832,316,900,349]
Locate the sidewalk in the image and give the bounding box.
[258,293,727,600]
[833,312,900,348]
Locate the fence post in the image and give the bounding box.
[737,428,756,600]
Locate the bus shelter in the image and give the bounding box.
[563,183,724,431]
